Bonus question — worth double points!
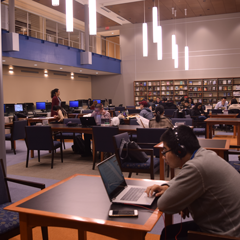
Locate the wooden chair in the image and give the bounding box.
[188,231,239,240]
[0,159,48,240]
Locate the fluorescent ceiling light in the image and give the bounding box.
[157,26,162,60]
[152,7,158,43]
[142,23,148,57]
[172,35,176,59]
[89,0,97,35]
[52,0,59,6]
[174,44,178,68]
[66,0,73,32]
[185,46,189,70]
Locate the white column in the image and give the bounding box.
[0,3,7,172]
[9,0,15,33]
[27,12,29,36]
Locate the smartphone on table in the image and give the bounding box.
[109,210,138,217]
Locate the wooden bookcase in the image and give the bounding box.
[134,78,240,106]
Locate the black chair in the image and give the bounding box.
[228,109,240,117]
[0,159,48,240]
[188,230,239,240]
[115,107,125,112]
[5,120,28,154]
[171,118,193,126]
[207,109,223,114]
[113,132,159,179]
[129,118,139,141]
[126,106,135,109]
[25,126,63,169]
[128,109,141,114]
[92,126,119,170]
[164,109,176,118]
[82,110,93,114]
[55,118,81,149]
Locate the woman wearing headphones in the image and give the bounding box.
[149,105,173,128]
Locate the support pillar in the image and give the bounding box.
[9,0,15,33]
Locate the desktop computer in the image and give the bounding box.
[5,104,15,115]
[69,100,79,108]
[36,102,46,112]
[14,104,24,112]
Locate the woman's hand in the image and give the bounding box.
[145,184,169,197]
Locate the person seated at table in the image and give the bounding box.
[147,98,155,111]
[91,104,111,125]
[145,125,240,240]
[228,98,240,111]
[149,105,173,128]
[187,97,194,108]
[191,102,206,120]
[139,100,154,120]
[155,97,161,105]
[214,97,228,110]
[53,105,68,122]
[90,101,98,110]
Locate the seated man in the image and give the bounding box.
[146,125,240,239]
[139,100,154,120]
[214,97,228,110]
[84,104,111,156]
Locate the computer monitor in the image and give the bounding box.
[46,102,52,112]
[4,104,5,113]
[101,100,105,105]
[61,101,66,107]
[14,104,23,112]
[69,100,79,108]
[36,102,46,110]
[93,99,101,104]
[5,104,15,114]
[24,103,34,111]
[109,99,112,105]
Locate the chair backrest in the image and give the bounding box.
[82,110,93,114]
[207,109,223,114]
[137,128,167,156]
[0,159,11,204]
[164,109,176,118]
[126,106,135,109]
[129,118,139,125]
[115,107,125,111]
[115,111,120,116]
[128,109,141,114]
[25,126,53,150]
[63,118,81,124]
[228,109,240,114]
[12,120,28,140]
[113,132,130,150]
[104,107,109,110]
[92,126,119,152]
[171,118,193,126]
[109,107,115,110]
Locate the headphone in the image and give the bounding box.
[172,127,187,158]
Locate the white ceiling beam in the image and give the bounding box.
[99,0,143,7]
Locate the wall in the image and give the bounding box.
[92,13,240,106]
[106,36,120,59]
[2,65,92,104]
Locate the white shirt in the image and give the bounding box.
[214,101,228,110]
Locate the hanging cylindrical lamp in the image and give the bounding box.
[142,0,148,57]
[66,0,73,32]
[52,0,59,6]
[172,35,176,59]
[157,26,162,60]
[185,9,189,70]
[89,0,96,35]
[152,6,158,43]
[174,44,178,68]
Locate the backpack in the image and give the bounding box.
[72,135,86,154]
[119,138,149,163]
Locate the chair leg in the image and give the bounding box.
[12,140,16,154]
[128,172,132,178]
[92,150,97,170]
[63,139,66,149]
[41,226,48,240]
[51,150,54,169]
[38,150,40,162]
[26,149,29,168]
[150,172,154,180]
[60,145,63,163]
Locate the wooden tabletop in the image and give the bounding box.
[205,118,240,124]
[209,114,238,118]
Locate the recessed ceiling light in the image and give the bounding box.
[112,32,114,34]
[2,60,6,62]
[96,72,98,74]
[34,64,37,66]
[60,67,63,69]
[80,70,82,72]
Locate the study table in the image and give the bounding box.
[154,138,231,180]
[5,174,164,240]
[205,118,240,144]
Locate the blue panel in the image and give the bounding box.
[2,30,121,74]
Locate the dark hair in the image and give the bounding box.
[149,99,153,102]
[155,105,164,123]
[53,105,61,111]
[184,100,189,103]
[51,88,59,98]
[222,97,227,100]
[193,102,202,110]
[53,105,67,116]
[95,104,103,110]
[231,98,238,104]
[188,98,193,103]
[161,125,200,155]
[162,97,167,101]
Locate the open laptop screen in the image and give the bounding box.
[97,155,127,201]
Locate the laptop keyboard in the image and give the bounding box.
[120,187,145,201]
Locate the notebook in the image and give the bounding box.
[79,117,97,127]
[97,155,156,206]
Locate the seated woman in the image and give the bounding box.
[191,103,206,120]
[90,101,98,110]
[149,105,173,128]
[53,105,68,122]
[228,98,240,111]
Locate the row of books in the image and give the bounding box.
[148,87,160,91]
[189,87,202,91]
[148,92,160,96]
[218,86,232,91]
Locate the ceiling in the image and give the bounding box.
[32,0,240,28]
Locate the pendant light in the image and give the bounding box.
[52,0,59,6]
[185,9,189,70]
[157,0,162,60]
[89,0,96,35]
[152,1,158,43]
[142,0,148,57]
[66,0,73,32]
[174,10,178,68]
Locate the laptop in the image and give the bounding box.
[80,117,97,127]
[97,155,156,206]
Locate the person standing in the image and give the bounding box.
[51,88,61,117]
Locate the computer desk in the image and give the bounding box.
[154,138,230,180]
[5,174,165,240]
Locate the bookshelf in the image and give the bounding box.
[134,78,239,106]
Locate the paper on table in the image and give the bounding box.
[135,115,149,128]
